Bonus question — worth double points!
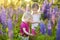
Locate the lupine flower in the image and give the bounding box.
[7,18,13,32]
[0,30,3,34]
[1,7,6,23]
[51,14,56,25]
[7,8,13,40]
[56,17,60,40]
[47,20,52,36]
[1,6,7,33]
[54,6,58,12]
[17,7,24,14]
[7,9,13,32]
[40,20,46,34]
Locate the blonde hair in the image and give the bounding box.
[22,12,32,21]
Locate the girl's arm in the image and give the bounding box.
[23,28,33,36]
[28,18,40,24]
[29,21,40,24]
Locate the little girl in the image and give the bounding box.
[20,13,34,40]
[31,3,41,35]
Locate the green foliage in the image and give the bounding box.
[0,14,56,40]
[32,0,38,2]
[29,26,56,40]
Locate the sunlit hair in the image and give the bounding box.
[32,2,39,9]
[22,12,32,21]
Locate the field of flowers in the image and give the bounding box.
[0,14,56,40]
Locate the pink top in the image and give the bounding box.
[32,29,36,35]
[20,21,29,36]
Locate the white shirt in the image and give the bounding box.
[32,13,41,29]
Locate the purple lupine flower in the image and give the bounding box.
[42,0,50,11]
[52,8,58,17]
[54,6,58,12]
[7,18,13,32]
[42,0,47,12]
[7,8,13,31]
[7,8,13,40]
[0,6,7,35]
[0,30,3,34]
[17,7,24,14]
[0,8,2,23]
[40,20,46,34]
[42,1,52,20]
[56,17,60,40]
[8,7,13,17]
[47,20,52,36]
[0,8,2,34]
[51,13,56,26]
[54,6,58,17]
[1,6,7,29]
[1,7,6,23]
[52,8,56,15]
[57,17,60,29]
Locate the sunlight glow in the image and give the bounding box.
[25,0,31,2]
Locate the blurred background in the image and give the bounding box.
[0,0,60,40]
[0,0,60,9]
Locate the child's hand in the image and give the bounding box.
[29,34,35,36]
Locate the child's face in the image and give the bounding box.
[32,7,38,13]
